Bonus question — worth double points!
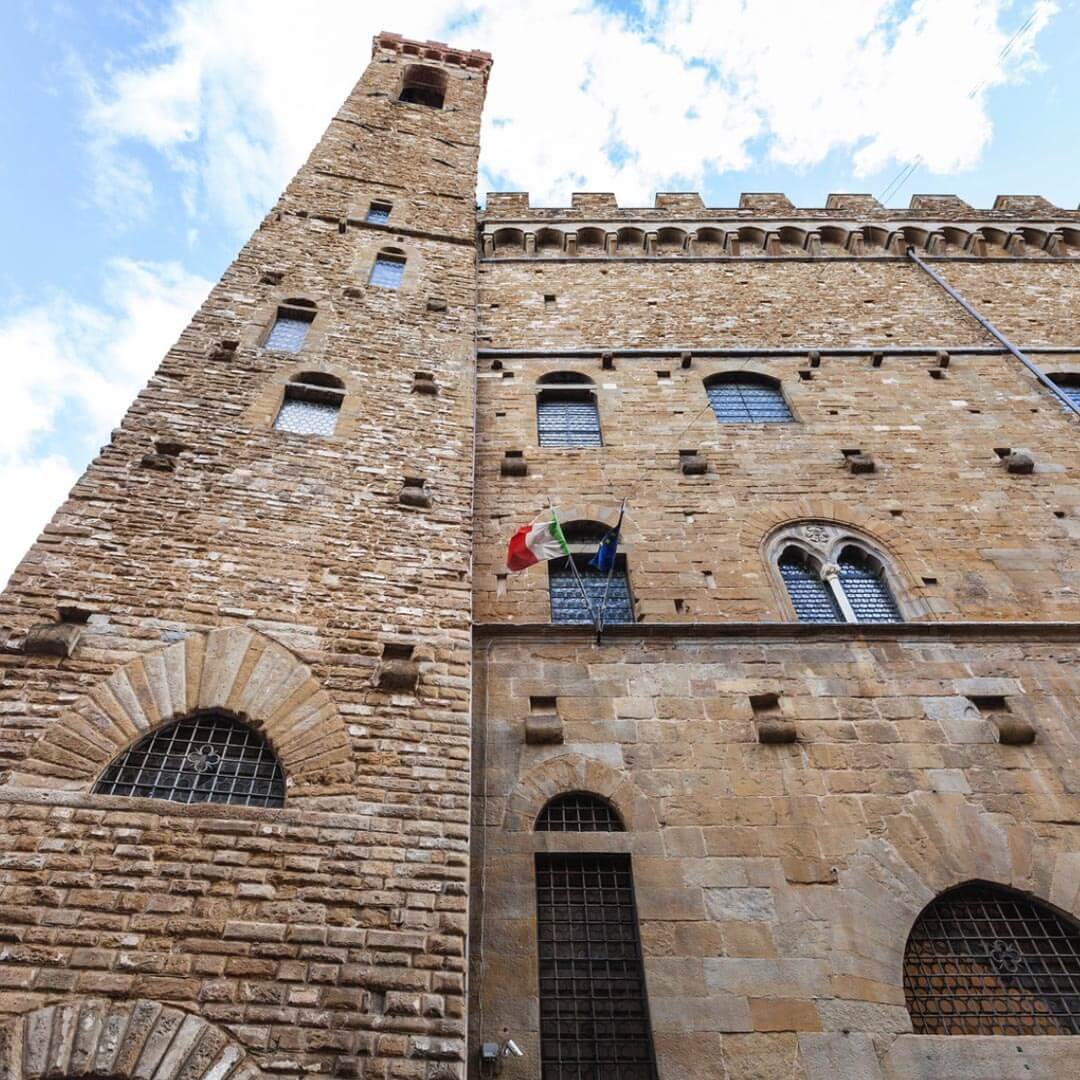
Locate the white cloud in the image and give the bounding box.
[81,0,1058,221]
[0,259,212,586]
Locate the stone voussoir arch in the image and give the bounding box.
[503,753,658,833]
[0,998,261,1080]
[10,627,349,796]
[829,794,1080,1008]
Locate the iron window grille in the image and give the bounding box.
[549,555,633,625]
[837,548,902,622]
[706,377,792,423]
[537,792,625,832]
[779,549,843,623]
[265,307,315,352]
[904,882,1080,1036]
[536,854,658,1080]
[94,712,285,808]
[367,201,392,225]
[274,377,344,437]
[370,255,406,289]
[537,392,602,448]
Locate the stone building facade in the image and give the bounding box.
[2,28,1080,1080]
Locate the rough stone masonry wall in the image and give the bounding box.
[0,33,489,1080]
[470,630,1080,1080]
[474,257,1080,624]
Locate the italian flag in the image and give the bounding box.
[506,511,570,572]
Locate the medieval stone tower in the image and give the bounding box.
[2,29,1080,1080]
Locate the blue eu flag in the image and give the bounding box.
[588,508,623,574]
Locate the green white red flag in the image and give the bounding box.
[506,510,570,572]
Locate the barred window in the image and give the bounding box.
[779,547,842,623]
[94,712,285,808]
[367,201,392,225]
[370,251,406,289]
[550,555,633,625]
[537,393,602,448]
[274,372,345,437]
[536,854,658,1080]
[705,373,792,423]
[264,300,316,352]
[537,792,625,832]
[904,882,1080,1036]
[837,546,902,623]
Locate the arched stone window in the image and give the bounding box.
[274,371,345,436]
[705,371,793,424]
[534,791,656,1076]
[904,882,1080,1035]
[536,791,625,831]
[94,711,285,808]
[769,523,903,623]
[536,371,602,448]
[370,247,407,289]
[549,519,633,626]
[1048,373,1080,411]
[264,298,316,352]
[398,64,447,108]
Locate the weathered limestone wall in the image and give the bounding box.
[470,628,1080,1079]
[0,32,489,1080]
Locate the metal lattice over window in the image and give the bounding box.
[904,882,1080,1036]
[370,252,406,289]
[779,548,842,623]
[94,712,285,808]
[367,201,392,225]
[264,301,316,353]
[838,547,902,623]
[537,792,625,832]
[537,372,602,449]
[536,854,658,1080]
[274,372,344,437]
[705,373,793,423]
[549,556,633,625]
[1050,374,1080,411]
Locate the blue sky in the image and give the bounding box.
[0,0,1076,582]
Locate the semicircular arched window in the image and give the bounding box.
[536,372,601,448]
[274,372,345,437]
[904,882,1080,1035]
[94,712,285,808]
[536,791,625,832]
[705,372,793,424]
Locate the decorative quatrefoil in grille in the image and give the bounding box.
[185,744,223,774]
[989,940,1023,975]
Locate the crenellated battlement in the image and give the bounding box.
[372,30,493,80]
[482,190,1077,219]
[479,191,1080,260]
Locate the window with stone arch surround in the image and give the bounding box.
[767,521,906,623]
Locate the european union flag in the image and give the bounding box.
[587,507,623,574]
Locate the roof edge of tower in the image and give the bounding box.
[373,31,493,80]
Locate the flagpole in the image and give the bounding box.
[596,499,626,644]
[546,498,598,629]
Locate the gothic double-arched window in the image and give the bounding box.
[904,882,1080,1035]
[94,712,285,808]
[770,523,903,623]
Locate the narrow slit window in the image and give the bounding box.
[94,712,285,808]
[779,547,842,623]
[367,201,392,225]
[536,854,658,1080]
[370,252,406,290]
[264,303,315,352]
[274,372,345,437]
[705,373,792,423]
